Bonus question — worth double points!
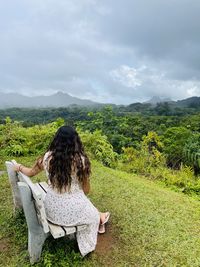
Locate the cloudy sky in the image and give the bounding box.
[1,0,200,104]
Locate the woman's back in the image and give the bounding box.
[43,151,83,194]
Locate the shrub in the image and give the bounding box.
[0,118,63,156]
[78,129,118,167]
[0,118,118,168]
[118,147,147,174]
[119,132,165,175]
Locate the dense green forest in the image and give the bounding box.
[0,101,200,125]
[1,105,200,196]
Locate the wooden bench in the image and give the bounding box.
[5,160,87,264]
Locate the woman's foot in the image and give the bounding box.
[98,224,106,234]
[100,212,110,225]
[98,212,110,234]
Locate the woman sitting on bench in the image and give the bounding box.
[13,125,110,257]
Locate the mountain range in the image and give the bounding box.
[0,92,200,108]
[0,91,100,108]
[145,96,200,107]
[144,96,173,105]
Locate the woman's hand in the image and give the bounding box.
[13,163,22,172]
[12,160,43,177]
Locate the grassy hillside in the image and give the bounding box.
[1,158,200,266]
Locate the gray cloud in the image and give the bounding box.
[0,0,200,104]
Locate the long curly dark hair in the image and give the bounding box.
[47,126,91,192]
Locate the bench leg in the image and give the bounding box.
[18,182,48,264]
[28,230,48,264]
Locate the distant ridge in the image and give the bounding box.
[0,92,200,109]
[143,96,200,108]
[144,96,173,105]
[126,96,200,111]
[176,96,200,108]
[0,91,103,108]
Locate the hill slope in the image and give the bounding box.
[0,91,101,108]
[1,159,200,266]
[176,96,200,108]
[91,162,200,266]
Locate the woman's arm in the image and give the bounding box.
[13,159,44,177]
[82,177,90,195]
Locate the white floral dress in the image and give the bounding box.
[43,152,100,256]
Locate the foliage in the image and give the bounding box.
[0,118,117,168]
[119,132,165,175]
[162,126,191,168]
[79,129,118,167]
[141,131,165,166]
[183,133,200,174]
[0,107,91,126]
[1,113,200,191]
[119,147,147,174]
[1,106,200,158]
[118,145,200,196]
[184,133,200,155]
[149,165,197,191]
[181,114,200,132]
[0,118,63,156]
[117,130,200,196]
[154,102,171,116]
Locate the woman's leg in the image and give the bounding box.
[76,207,100,256]
[99,212,110,224]
[99,212,106,224]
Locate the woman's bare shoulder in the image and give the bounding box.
[43,151,52,168]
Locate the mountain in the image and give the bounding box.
[176,96,200,108]
[144,96,173,105]
[125,96,200,113]
[0,91,102,108]
[144,96,200,108]
[1,91,200,109]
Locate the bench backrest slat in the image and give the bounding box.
[5,161,22,210]
[5,161,49,234]
[17,172,49,233]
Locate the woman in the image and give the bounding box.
[13,126,110,256]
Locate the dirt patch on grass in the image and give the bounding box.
[0,238,11,252]
[95,223,118,256]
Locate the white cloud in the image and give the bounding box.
[110,65,142,88]
[187,86,200,97]
[109,64,200,102]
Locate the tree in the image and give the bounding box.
[184,133,200,174]
[162,127,191,169]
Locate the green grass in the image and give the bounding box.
[1,158,200,266]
